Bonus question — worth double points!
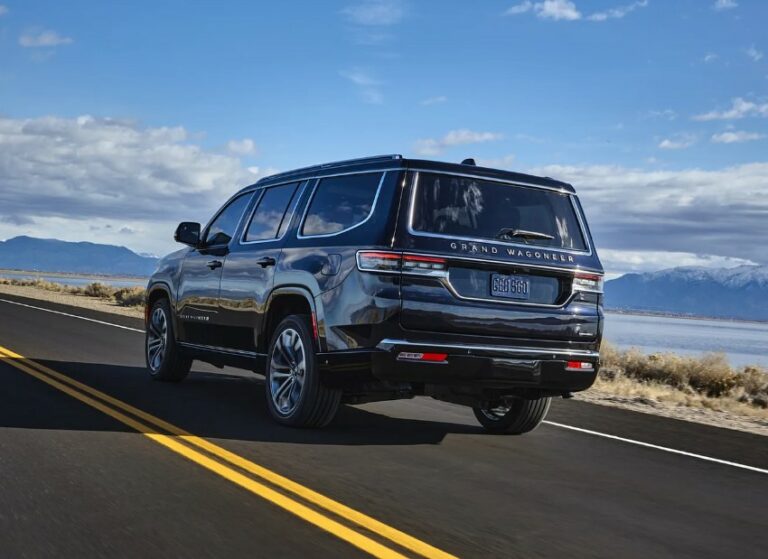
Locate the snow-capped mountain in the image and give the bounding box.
[605,265,768,321]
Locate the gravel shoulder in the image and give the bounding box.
[0,283,144,319]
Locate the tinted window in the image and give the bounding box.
[204,193,251,246]
[301,173,382,236]
[244,182,300,242]
[411,173,586,251]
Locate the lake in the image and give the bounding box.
[0,270,147,289]
[604,312,768,368]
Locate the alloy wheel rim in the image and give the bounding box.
[147,307,168,372]
[269,328,306,416]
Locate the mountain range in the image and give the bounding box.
[0,236,158,277]
[604,265,768,321]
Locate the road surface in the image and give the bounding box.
[0,293,766,558]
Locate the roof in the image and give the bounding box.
[243,154,575,194]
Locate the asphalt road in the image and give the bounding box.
[0,293,766,559]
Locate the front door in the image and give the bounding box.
[217,181,304,353]
[176,191,253,346]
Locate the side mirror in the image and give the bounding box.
[174,222,201,247]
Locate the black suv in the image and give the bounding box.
[145,155,603,434]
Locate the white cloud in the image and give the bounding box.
[19,30,74,48]
[341,0,404,26]
[713,0,738,11]
[339,69,383,104]
[420,95,448,106]
[703,53,718,63]
[505,0,647,22]
[658,134,696,149]
[645,109,677,120]
[477,154,516,169]
[711,130,766,144]
[745,45,764,62]
[527,162,768,266]
[693,97,768,121]
[0,115,262,255]
[413,129,504,156]
[226,138,257,156]
[0,5,8,16]
[586,0,647,21]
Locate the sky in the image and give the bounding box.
[0,0,766,276]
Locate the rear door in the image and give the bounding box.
[396,171,602,343]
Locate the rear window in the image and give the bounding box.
[410,173,587,251]
[301,173,382,237]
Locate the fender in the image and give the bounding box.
[263,285,327,352]
[145,281,175,330]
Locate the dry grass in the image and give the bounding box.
[0,278,145,308]
[598,342,768,418]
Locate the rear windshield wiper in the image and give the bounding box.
[496,228,555,243]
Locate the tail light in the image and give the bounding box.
[566,360,595,371]
[356,251,448,277]
[397,352,448,363]
[572,272,604,294]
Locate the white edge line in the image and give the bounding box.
[0,298,144,333]
[544,420,768,475]
[2,297,766,476]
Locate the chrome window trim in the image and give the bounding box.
[238,180,307,246]
[405,168,573,194]
[406,171,593,257]
[376,339,599,359]
[296,171,387,239]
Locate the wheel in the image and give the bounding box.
[265,315,341,428]
[473,397,551,435]
[145,298,192,382]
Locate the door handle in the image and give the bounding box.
[207,259,223,270]
[256,256,276,268]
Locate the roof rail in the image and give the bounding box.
[262,154,402,182]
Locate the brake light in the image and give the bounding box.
[397,352,448,363]
[566,360,595,371]
[572,272,604,294]
[356,251,448,277]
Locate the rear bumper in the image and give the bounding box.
[320,339,599,393]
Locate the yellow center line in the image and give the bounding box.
[0,345,458,559]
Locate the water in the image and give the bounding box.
[604,312,768,368]
[0,270,146,289]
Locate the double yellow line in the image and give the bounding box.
[0,344,457,559]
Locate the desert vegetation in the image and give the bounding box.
[0,277,145,308]
[597,343,768,417]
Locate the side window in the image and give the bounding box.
[301,173,383,237]
[244,182,300,242]
[204,193,252,246]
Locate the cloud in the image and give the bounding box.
[19,29,74,48]
[644,109,677,120]
[226,138,257,156]
[339,69,384,104]
[586,0,648,21]
[527,162,768,266]
[505,0,647,22]
[703,53,718,63]
[713,0,737,11]
[658,134,696,149]
[413,129,504,156]
[420,96,448,106]
[711,130,766,144]
[0,5,8,17]
[745,45,764,62]
[693,97,768,121]
[341,0,404,26]
[0,115,261,254]
[476,154,516,169]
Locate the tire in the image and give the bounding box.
[473,397,551,435]
[145,298,192,382]
[265,315,341,428]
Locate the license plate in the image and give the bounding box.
[490,274,530,300]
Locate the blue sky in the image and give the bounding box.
[0,1,766,274]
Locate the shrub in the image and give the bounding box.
[82,282,116,299]
[114,287,145,307]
